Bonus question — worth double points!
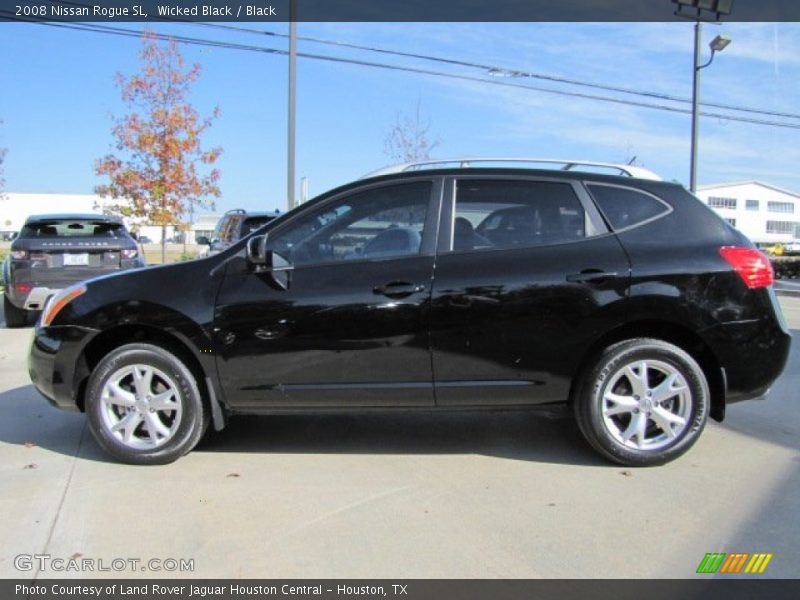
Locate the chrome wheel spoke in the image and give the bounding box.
[624,361,649,398]
[620,412,647,448]
[149,390,178,411]
[112,411,143,444]
[132,365,154,397]
[651,406,687,438]
[143,411,171,444]
[650,373,687,404]
[105,382,136,407]
[602,357,693,452]
[101,363,183,450]
[603,392,638,416]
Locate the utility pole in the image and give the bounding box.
[287,1,297,211]
[690,21,702,193]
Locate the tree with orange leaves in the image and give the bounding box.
[96,32,221,263]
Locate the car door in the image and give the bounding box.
[430,176,631,406]
[214,178,442,409]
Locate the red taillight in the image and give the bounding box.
[121,249,138,259]
[14,283,33,294]
[719,246,774,289]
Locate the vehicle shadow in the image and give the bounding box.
[0,384,606,467]
[197,409,605,466]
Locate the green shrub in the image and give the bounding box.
[771,257,800,279]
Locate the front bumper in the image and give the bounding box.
[28,324,99,411]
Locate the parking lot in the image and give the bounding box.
[0,297,798,579]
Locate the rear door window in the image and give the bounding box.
[451,179,587,252]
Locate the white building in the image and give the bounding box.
[696,181,800,245]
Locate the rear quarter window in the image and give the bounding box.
[587,184,671,231]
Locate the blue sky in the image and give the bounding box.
[1,21,799,214]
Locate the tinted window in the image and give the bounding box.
[241,216,274,237]
[452,180,586,252]
[587,184,670,231]
[268,182,431,266]
[20,220,127,238]
[213,214,243,243]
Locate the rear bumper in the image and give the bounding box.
[704,289,792,404]
[28,324,99,411]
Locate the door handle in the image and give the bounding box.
[373,281,426,299]
[566,270,619,283]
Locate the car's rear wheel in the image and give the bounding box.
[85,343,207,465]
[3,295,28,328]
[574,338,709,466]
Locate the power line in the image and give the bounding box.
[190,21,800,122]
[25,0,800,121]
[5,13,800,131]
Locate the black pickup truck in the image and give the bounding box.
[3,214,144,327]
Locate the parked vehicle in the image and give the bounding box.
[4,214,144,327]
[197,209,281,256]
[27,159,791,466]
[783,240,800,256]
[764,242,785,257]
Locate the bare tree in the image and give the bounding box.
[384,100,439,163]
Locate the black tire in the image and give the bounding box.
[85,343,208,465]
[574,338,710,467]
[3,294,28,328]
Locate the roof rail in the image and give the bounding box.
[363,158,662,181]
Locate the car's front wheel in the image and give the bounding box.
[574,338,710,467]
[85,343,207,465]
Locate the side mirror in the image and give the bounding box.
[246,235,292,290]
[196,235,210,245]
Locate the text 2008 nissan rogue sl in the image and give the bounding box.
[27,159,791,466]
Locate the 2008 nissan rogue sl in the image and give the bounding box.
[27,159,791,466]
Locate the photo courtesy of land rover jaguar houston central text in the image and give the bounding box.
[27,159,791,466]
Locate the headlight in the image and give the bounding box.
[41,284,87,327]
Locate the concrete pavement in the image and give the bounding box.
[0,299,798,579]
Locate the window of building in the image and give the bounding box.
[745,199,759,211]
[765,220,799,235]
[767,201,795,214]
[724,218,736,228]
[707,196,737,210]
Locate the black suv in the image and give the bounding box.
[4,214,143,327]
[197,208,281,255]
[27,161,791,466]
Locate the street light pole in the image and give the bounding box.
[287,1,297,211]
[674,1,734,192]
[689,21,702,193]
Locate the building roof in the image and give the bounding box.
[697,181,800,200]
